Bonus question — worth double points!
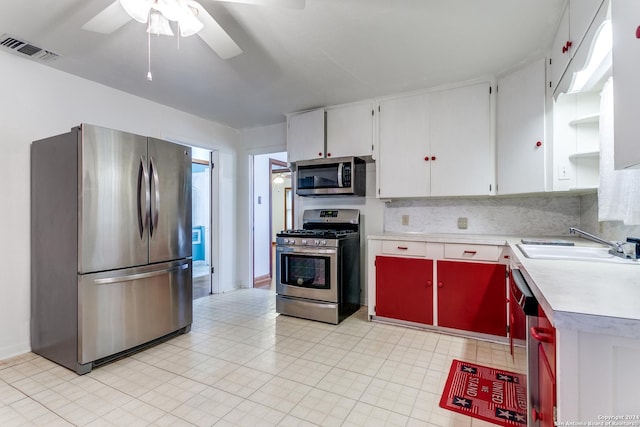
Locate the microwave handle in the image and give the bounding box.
[337,162,344,188]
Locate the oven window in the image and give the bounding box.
[281,254,330,289]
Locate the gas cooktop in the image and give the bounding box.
[277,229,358,239]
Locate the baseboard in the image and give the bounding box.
[253,274,271,286]
[0,340,31,362]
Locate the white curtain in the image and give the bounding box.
[598,77,640,225]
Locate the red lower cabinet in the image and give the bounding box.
[375,256,433,324]
[531,306,556,427]
[535,343,556,427]
[437,261,507,336]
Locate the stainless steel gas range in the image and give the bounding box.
[275,209,360,324]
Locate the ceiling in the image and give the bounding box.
[0,0,564,129]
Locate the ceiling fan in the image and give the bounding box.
[82,0,305,60]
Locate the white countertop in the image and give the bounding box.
[368,233,640,339]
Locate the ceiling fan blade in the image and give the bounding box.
[189,1,243,59]
[81,0,133,34]
[216,0,305,10]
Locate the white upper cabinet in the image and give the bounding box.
[497,59,548,195]
[377,92,431,198]
[326,101,374,159]
[550,0,606,93]
[287,108,325,163]
[613,0,640,169]
[377,82,492,198]
[551,2,571,93]
[430,82,493,197]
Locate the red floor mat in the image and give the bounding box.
[439,359,528,426]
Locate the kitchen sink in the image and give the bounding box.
[516,244,639,264]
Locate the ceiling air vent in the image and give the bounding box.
[0,34,60,62]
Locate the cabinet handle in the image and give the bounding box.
[427,280,432,287]
[397,246,408,250]
[532,408,542,422]
[438,282,444,288]
[431,156,436,161]
[530,326,554,343]
[424,156,430,162]
[536,141,542,147]
[327,152,331,157]
[318,152,323,156]
[636,26,640,39]
[463,250,477,255]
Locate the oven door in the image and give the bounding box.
[276,245,339,302]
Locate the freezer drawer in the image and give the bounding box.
[78,259,192,366]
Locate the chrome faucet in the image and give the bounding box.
[568,227,636,259]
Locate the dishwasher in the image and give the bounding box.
[510,268,541,426]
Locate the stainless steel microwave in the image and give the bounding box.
[295,156,366,197]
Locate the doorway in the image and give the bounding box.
[191,147,213,299]
[252,152,292,289]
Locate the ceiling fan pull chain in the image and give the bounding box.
[147,17,153,81]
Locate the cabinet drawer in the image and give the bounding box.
[381,240,426,257]
[444,244,501,261]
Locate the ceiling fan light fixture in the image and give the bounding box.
[178,8,204,37]
[119,0,153,23]
[153,0,184,22]
[147,10,175,36]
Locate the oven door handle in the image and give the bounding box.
[511,269,534,299]
[278,247,338,256]
[337,162,344,188]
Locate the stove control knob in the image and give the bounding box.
[321,240,327,246]
[314,240,320,245]
[301,239,307,245]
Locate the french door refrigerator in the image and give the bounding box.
[31,124,192,374]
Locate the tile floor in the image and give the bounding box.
[0,288,526,426]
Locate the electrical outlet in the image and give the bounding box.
[401,215,409,226]
[458,217,468,229]
[558,163,570,180]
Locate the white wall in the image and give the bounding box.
[0,51,241,360]
[238,123,287,287]
[253,154,272,278]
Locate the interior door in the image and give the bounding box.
[148,138,192,263]
[79,124,148,273]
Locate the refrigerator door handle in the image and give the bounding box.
[149,156,160,237]
[137,156,150,239]
[93,263,190,284]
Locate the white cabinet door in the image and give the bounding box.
[377,93,430,198]
[552,0,606,94]
[326,101,374,159]
[613,0,640,169]
[551,3,571,92]
[287,108,325,163]
[570,0,606,54]
[430,82,493,197]
[497,59,547,195]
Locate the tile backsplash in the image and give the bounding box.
[384,195,582,236]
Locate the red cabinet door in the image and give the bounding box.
[534,343,556,427]
[375,256,434,325]
[437,261,507,336]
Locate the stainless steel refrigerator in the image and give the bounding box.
[31,124,192,374]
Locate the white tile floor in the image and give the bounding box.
[0,288,526,426]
